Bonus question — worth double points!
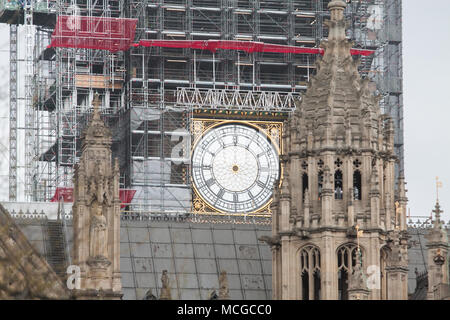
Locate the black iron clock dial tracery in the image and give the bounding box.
[192,123,279,214]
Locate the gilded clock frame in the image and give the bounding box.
[191,118,284,217]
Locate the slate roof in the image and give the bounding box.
[12,216,272,300]
[8,209,450,300]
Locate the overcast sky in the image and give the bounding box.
[0,1,449,223]
[403,0,450,222]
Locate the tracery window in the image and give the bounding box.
[353,170,362,200]
[337,243,362,300]
[300,245,321,300]
[334,169,343,199]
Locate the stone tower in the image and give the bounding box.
[72,93,122,299]
[269,0,408,300]
[426,201,449,300]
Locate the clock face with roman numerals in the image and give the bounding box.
[192,123,279,214]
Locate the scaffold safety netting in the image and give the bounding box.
[137,40,375,56]
[51,187,136,208]
[49,15,138,52]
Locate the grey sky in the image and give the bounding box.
[403,0,450,222]
[0,1,449,223]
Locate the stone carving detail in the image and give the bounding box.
[72,93,122,299]
[87,204,110,268]
[218,271,230,300]
[159,270,172,300]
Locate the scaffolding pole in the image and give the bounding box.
[9,24,18,201]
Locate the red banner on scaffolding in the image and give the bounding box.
[137,40,375,56]
[51,187,136,208]
[49,15,138,52]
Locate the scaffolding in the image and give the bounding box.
[1,0,404,212]
[124,0,403,214]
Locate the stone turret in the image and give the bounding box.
[72,93,122,299]
[426,201,449,300]
[271,0,408,300]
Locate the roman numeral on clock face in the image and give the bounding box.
[216,188,225,199]
[256,180,266,188]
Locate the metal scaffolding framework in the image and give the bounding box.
[0,0,404,213]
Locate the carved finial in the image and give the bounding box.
[432,201,443,230]
[435,176,443,203]
[326,0,347,41]
[92,92,101,120]
[394,201,401,230]
[159,270,171,300]
[218,271,230,300]
[328,0,346,17]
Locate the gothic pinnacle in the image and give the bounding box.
[327,0,347,41]
[92,92,101,121]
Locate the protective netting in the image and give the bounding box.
[49,15,138,52]
[51,187,136,208]
[138,40,375,56]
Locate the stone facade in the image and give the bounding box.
[71,93,122,299]
[269,0,409,300]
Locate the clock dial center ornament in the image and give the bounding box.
[212,146,258,192]
[192,123,280,214]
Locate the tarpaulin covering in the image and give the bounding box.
[51,187,136,208]
[50,187,74,203]
[49,15,138,52]
[137,40,375,56]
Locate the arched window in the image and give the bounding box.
[300,245,321,300]
[337,243,362,300]
[302,173,308,202]
[334,169,343,199]
[353,170,362,200]
[318,171,323,200]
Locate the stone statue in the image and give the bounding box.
[159,270,171,300]
[349,259,366,290]
[218,271,230,300]
[89,202,108,259]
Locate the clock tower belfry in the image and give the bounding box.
[269,0,408,300]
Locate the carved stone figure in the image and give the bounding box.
[89,203,108,260]
[218,271,230,300]
[72,93,122,299]
[159,270,171,300]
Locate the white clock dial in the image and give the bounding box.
[192,123,279,214]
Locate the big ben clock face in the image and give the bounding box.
[192,123,280,214]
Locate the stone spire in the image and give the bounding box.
[289,0,382,150]
[72,93,122,299]
[81,92,112,150]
